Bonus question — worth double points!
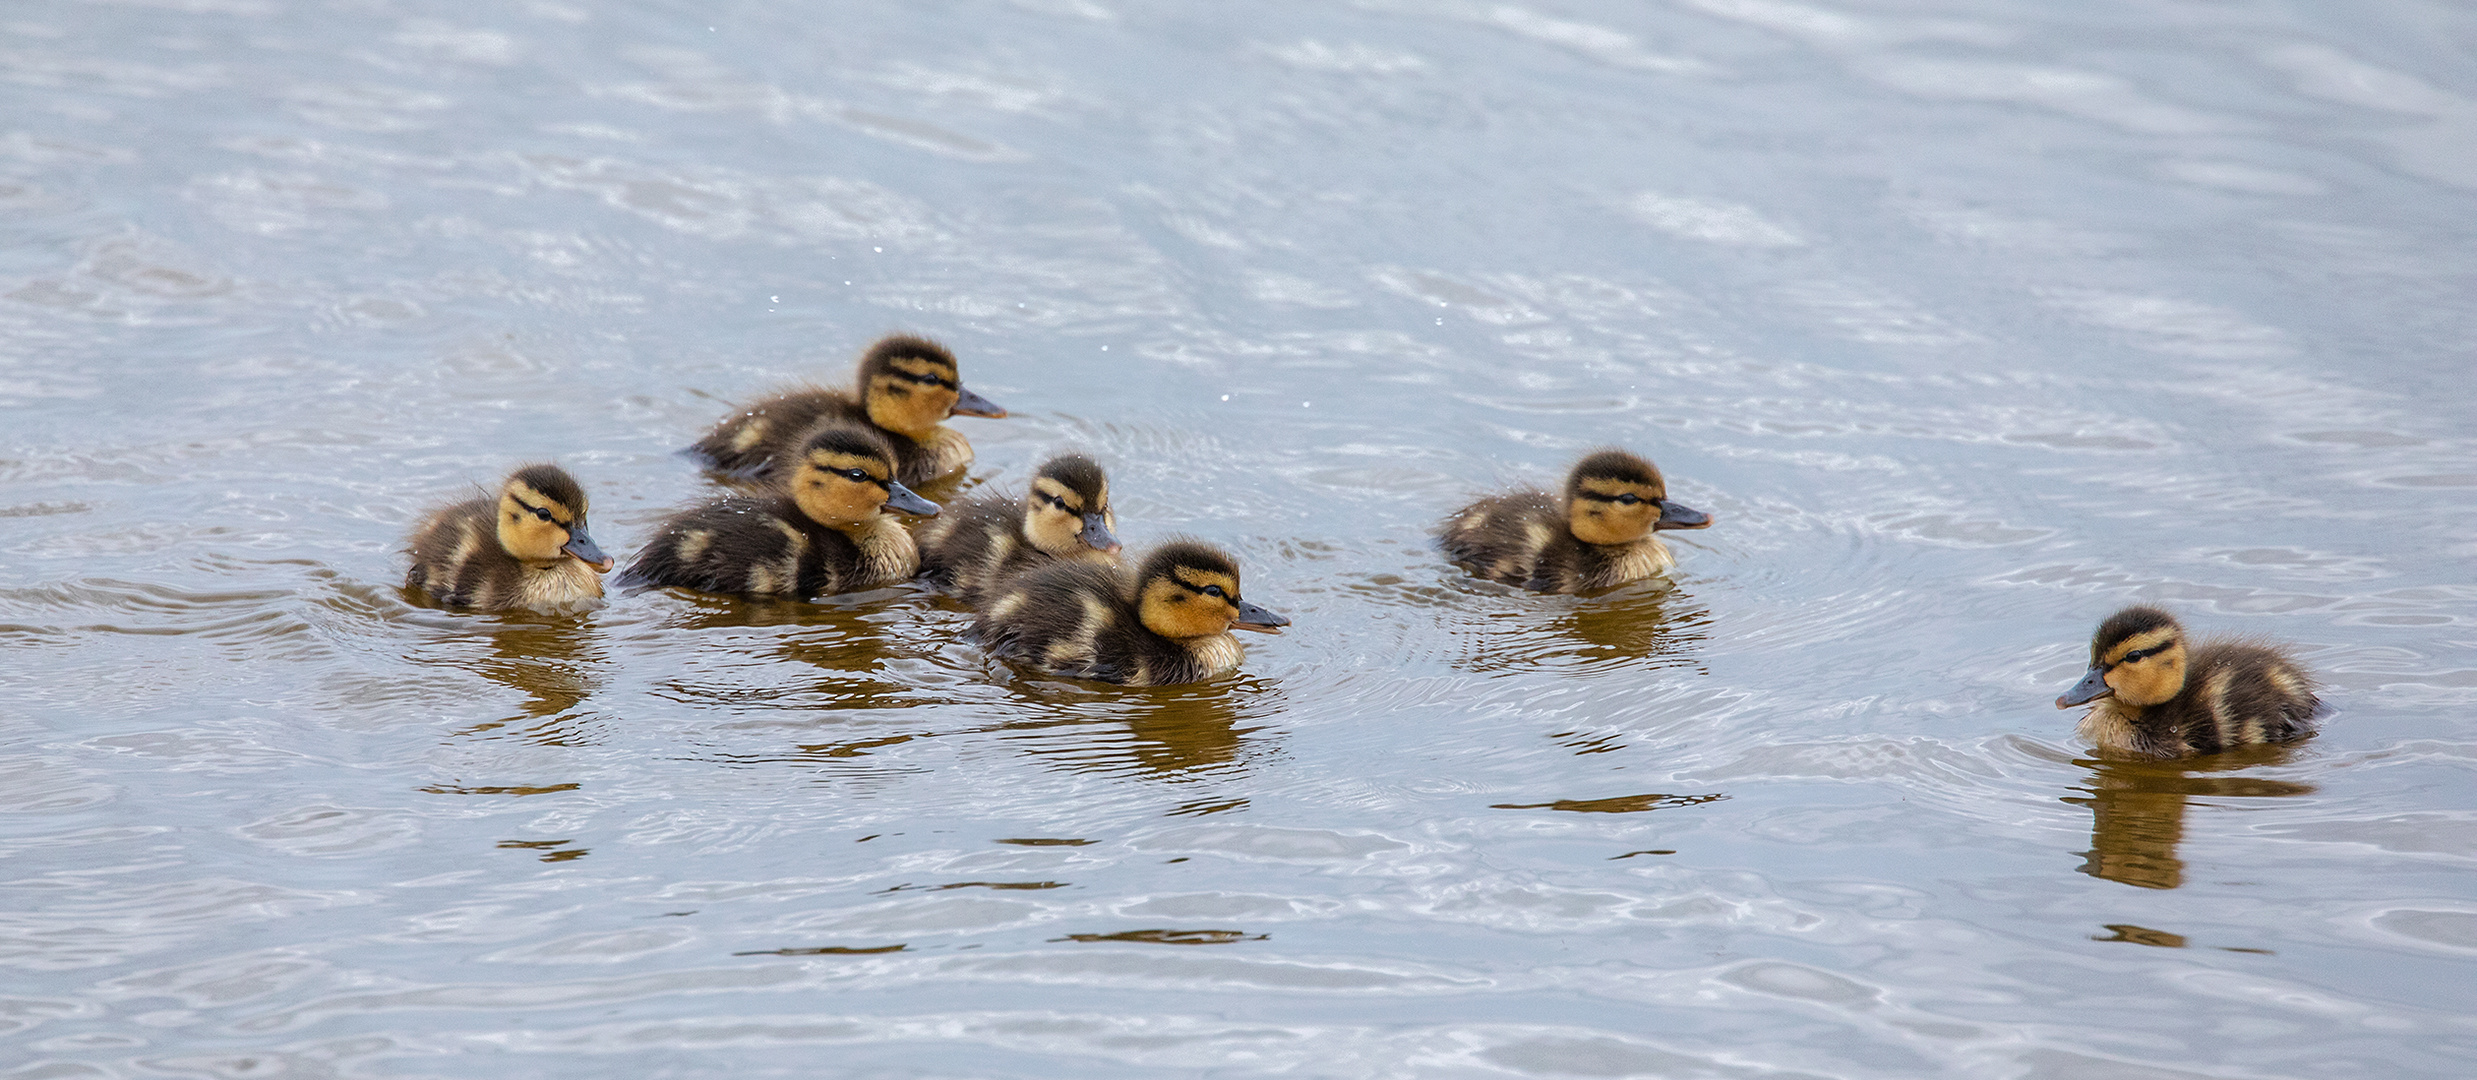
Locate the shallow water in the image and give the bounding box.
[5,0,2476,1076]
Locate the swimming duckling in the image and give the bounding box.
[622,424,940,598]
[2056,606,2324,758]
[404,464,613,614]
[915,453,1121,606]
[972,539,1288,686]
[684,334,1006,487]
[1440,448,1712,593]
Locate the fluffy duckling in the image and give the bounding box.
[972,539,1289,686]
[1440,449,1712,593]
[685,334,1006,487]
[405,464,613,614]
[915,453,1121,606]
[622,424,940,598]
[2056,606,2324,758]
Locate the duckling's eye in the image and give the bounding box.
[1616,494,1641,506]
[530,506,553,523]
[1202,585,1226,599]
[838,468,870,482]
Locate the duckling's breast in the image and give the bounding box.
[515,559,606,614]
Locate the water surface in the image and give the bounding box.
[5,1,2476,1076]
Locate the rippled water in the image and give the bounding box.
[6,1,2476,1076]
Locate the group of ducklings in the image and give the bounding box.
[407,334,2327,759]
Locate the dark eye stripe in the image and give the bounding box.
[889,369,958,390]
[2108,641,2177,668]
[511,498,569,527]
[835,467,890,489]
[1575,491,1659,504]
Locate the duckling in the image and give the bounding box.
[972,539,1289,686]
[684,334,1006,487]
[2056,605,2324,758]
[621,424,941,598]
[915,453,1121,606]
[404,464,613,614]
[1440,448,1712,593]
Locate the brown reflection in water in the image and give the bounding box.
[419,783,578,796]
[415,611,604,745]
[1458,583,1712,675]
[997,678,1279,782]
[2065,746,2316,890]
[882,881,1067,893]
[735,944,906,956]
[2094,923,2186,947]
[1492,792,1727,813]
[652,592,925,714]
[1052,929,1265,945]
[497,838,588,862]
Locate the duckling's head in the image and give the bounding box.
[1563,449,1711,546]
[855,334,1007,440]
[1023,453,1119,557]
[786,424,941,527]
[495,464,612,571]
[1134,539,1289,640]
[2057,606,2189,710]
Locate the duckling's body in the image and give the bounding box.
[405,464,614,615]
[623,425,940,599]
[972,540,1288,686]
[2057,606,2323,758]
[915,453,1120,606]
[685,334,1005,487]
[1440,449,1711,593]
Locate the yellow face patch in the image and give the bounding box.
[1568,479,1661,546]
[2102,630,2188,708]
[865,361,963,436]
[2102,628,2177,667]
[496,481,578,565]
[792,450,894,527]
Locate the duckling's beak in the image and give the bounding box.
[881,481,941,518]
[1079,512,1121,554]
[2056,665,2113,709]
[562,526,615,573]
[1230,600,1289,634]
[950,385,1007,419]
[1654,500,1713,531]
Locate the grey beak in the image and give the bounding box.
[881,481,940,517]
[1654,500,1712,530]
[1079,512,1121,553]
[950,385,1007,419]
[2056,665,2113,709]
[562,525,615,572]
[1231,599,1289,634]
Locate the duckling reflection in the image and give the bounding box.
[429,613,604,744]
[647,594,926,714]
[1456,581,1712,675]
[995,678,1278,780]
[2065,746,2317,890]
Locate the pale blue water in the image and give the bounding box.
[4,1,2475,1077]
